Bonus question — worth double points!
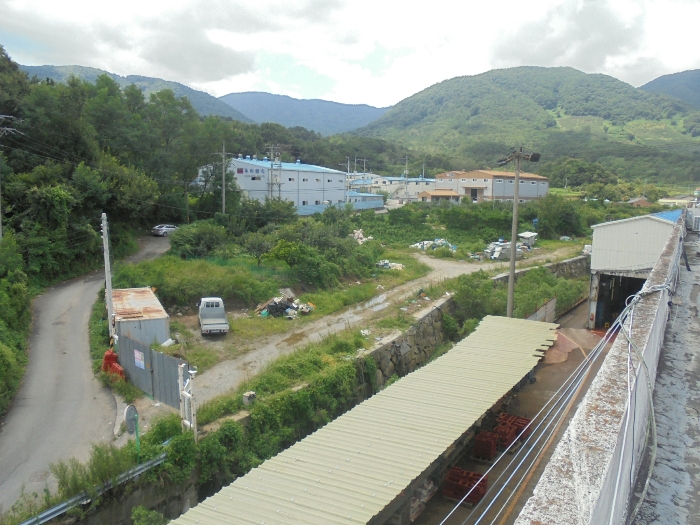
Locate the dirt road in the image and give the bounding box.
[195,247,579,403]
[0,236,170,512]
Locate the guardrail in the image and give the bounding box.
[19,453,167,525]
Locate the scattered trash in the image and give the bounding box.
[423,296,431,301]
[444,291,452,297]
[410,238,457,252]
[161,338,175,347]
[583,244,593,255]
[560,236,571,241]
[361,329,371,337]
[400,307,408,311]
[376,285,384,290]
[256,296,315,319]
[350,229,374,244]
[376,260,405,270]
[375,337,382,341]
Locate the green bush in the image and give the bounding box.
[131,506,168,525]
[169,221,229,258]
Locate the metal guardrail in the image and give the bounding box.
[19,453,167,525]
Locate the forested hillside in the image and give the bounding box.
[219,92,389,135]
[641,70,700,109]
[19,64,253,122]
[357,66,700,183]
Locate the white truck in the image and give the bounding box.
[198,297,230,335]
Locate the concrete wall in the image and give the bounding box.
[514,220,684,525]
[491,254,590,285]
[72,472,198,525]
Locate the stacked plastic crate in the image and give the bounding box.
[497,413,532,440]
[441,467,488,504]
[473,431,499,460]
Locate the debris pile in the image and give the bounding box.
[483,240,525,261]
[350,229,374,244]
[375,259,405,270]
[410,238,457,252]
[256,296,315,319]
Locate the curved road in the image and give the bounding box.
[0,236,169,512]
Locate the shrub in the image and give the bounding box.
[131,506,168,525]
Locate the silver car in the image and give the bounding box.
[151,224,178,237]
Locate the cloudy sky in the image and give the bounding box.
[1,0,699,108]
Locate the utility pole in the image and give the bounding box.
[404,156,409,202]
[101,213,114,339]
[213,141,232,214]
[0,115,19,242]
[497,148,541,317]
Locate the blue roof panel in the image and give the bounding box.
[651,209,683,224]
[233,158,344,174]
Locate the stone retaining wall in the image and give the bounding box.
[491,254,590,285]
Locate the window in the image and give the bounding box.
[531,181,537,185]
[316,178,321,182]
[472,178,477,182]
[508,180,514,184]
[339,180,343,183]
[495,179,503,183]
[519,199,525,203]
[315,200,321,205]
[461,178,466,182]
[288,177,295,182]
[327,179,332,183]
[302,178,308,182]
[251,176,261,181]
[541,181,547,185]
[302,200,308,205]
[483,179,488,182]
[382,181,387,184]
[338,199,344,203]
[520,180,525,184]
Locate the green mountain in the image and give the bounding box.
[356,66,700,182]
[219,91,388,135]
[19,64,253,122]
[640,70,700,109]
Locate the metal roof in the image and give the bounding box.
[170,316,556,525]
[112,287,168,321]
[650,209,683,224]
[231,158,344,174]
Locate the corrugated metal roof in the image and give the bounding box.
[112,287,168,321]
[170,316,556,525]
[232,158,345,174]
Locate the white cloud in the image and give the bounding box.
[1,0,700,106]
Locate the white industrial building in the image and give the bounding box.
[587,209,682,329]
[435,170,548,203]
[349,176,436,203]
[229,155,346,215]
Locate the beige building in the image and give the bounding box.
[435,170,549,203]
[417,189,461,203]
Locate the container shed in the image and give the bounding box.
[587,210,682,329]
[112,287,170,346]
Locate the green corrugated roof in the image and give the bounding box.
[171,316,557,525]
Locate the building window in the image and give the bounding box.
[316,178,321,182]
[472,178,477,182]
[508,180,514,184]
[251,176,261,181]
[288,177,295,182]
[531,181,537,185]
[315,200,321,205]
[327,179,332,183]
[302,178,308,182]
[339,180,343,183]
[338,199,343,203]
[461,179,466,182]
[302,200,308,205]
[483,179,488,182]
[495,179,503,183]
[519,199,525,203]
[520,180,525,183]
[541,181,547,185]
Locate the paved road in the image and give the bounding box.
[0,236,169,512]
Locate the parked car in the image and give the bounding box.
[151,224,178,237]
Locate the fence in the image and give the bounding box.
[116,336,188,409]
[526,297,557,323]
